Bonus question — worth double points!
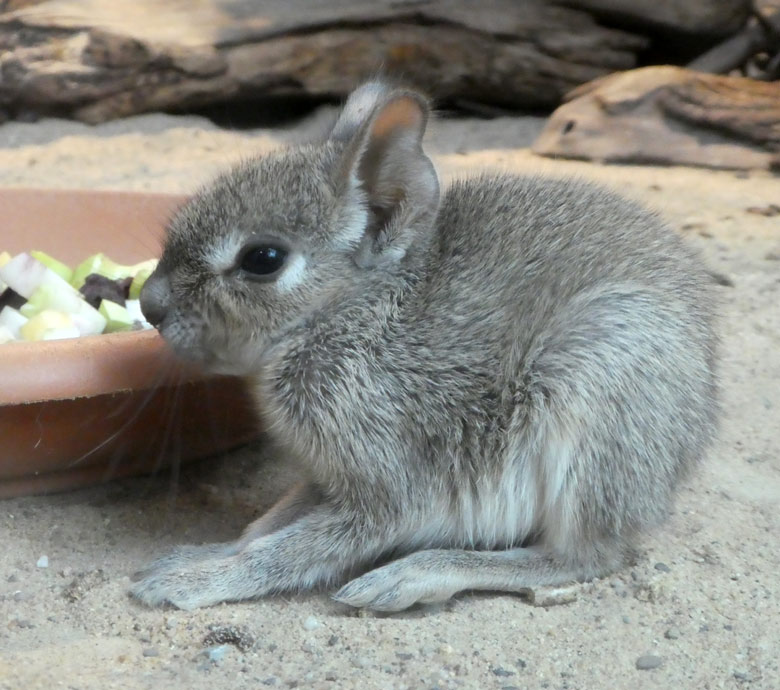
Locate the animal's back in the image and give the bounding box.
[419,173,718,557]
[428,174,715,354]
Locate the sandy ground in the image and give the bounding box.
[0,107,778,690]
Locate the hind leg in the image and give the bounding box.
[333,545,620,612]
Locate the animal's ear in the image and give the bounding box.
[330,84,440,268]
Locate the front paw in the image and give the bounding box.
[129,552,246,610]
[333,556,457,612]
[131,543,235,584]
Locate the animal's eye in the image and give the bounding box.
[239,245,288,278]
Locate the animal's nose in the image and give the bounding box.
[139,268,171,328]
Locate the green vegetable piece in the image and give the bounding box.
[71,253,106,289]
[30,250,73,282]
[72,253,156,289]
[99,299,134,333]
[19,283,56,317]
[20,301,39,318]
[129,265,154,300]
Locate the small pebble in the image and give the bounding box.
[36,555,49,569]
[327,635,339,647]
[622,615,631,624]
[261,678,278,686]
[205,645,230,663]
[302,616,321,631]
[324,672,338,682]
[733,670,752,683]
[142,647,159,658]
[654,562,671,573]
[396,652,413,661]
[635,655,663,670]
[7,574,18,583]
[492,667,515,677]
[301,642,316,653]
[351,656,370,669]
[665,627,681,640]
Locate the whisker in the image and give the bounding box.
[104,355,169,420]
[165,373,185,514]
[68,350,175,468]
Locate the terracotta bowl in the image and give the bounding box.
[0,188,260,498]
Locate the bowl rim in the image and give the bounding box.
[0,329,205,406]
[0,187,202,406]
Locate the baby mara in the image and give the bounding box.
[134,81,718,611]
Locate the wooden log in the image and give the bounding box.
[687,9,780,73]
[0,0,648,122]
[532,66,780,170]
[558,0,751,37]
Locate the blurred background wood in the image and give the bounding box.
[532,66,780,170]
[0,0,709,122]
[559,0,751,37]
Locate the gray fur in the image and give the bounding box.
[133,81,718,611]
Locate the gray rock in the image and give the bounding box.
[142,647,159,657]
[205,644,230,663]
[636,655,663,670]
[665,627,681,640]
[36,555,48,568]
[302,616,321,631]
[654,562,671,572]
[492,667,515,677]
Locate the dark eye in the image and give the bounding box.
[239,246,288,278]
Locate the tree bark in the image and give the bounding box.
[0,0,648,122]
[532,66,780,171]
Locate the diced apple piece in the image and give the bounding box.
[0,306,28,339]
[0,252,77,300]
[0,253,48,298]
[99,299,134,333]
[41,326,82,341]
[30,250,73,282]
[125,299,153,329]
[20,310,78,341]
[22,283,106,336]
[0,324,15,344]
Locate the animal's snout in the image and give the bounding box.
[139,268,171,328]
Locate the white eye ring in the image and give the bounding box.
[274,254,307,292]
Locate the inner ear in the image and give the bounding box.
[368,96,425,141]
[331,88,439,267]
